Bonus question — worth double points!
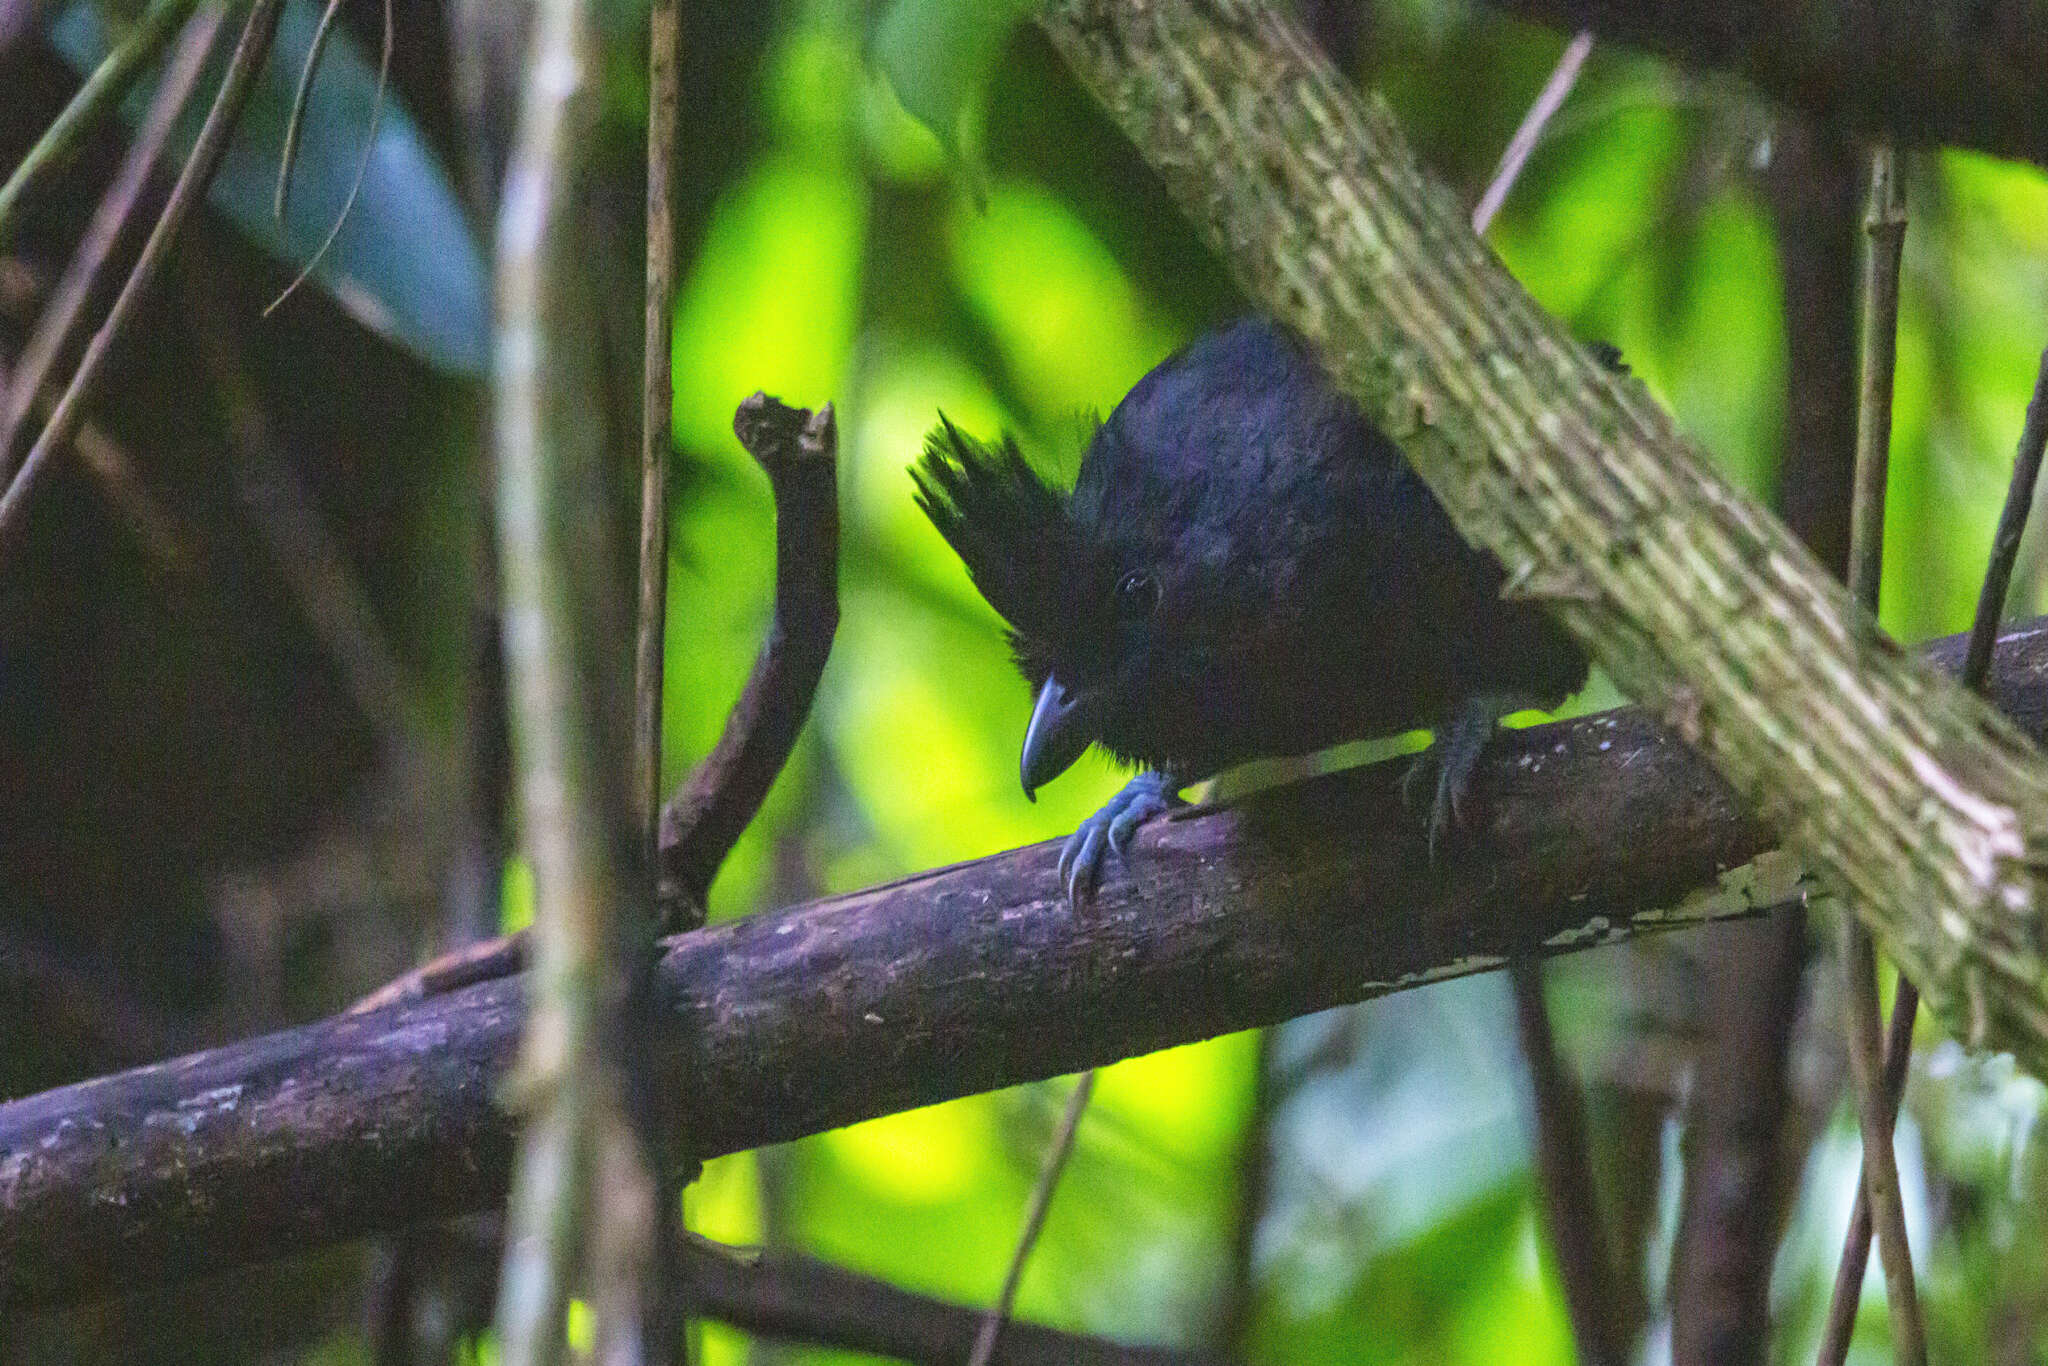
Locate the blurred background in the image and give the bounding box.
[5,0,2048,1361]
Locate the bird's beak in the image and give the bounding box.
[1021,673,1094,801]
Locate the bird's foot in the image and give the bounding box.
[1058,770,1185,910]
[1401,695,1517,859]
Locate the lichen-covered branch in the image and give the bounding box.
[7,616,2048,1311]
[1037,0,2048,1072]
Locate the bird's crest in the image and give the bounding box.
[911,417,1095,669]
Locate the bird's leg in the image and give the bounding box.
[1402,693,1520,856]
[1058,769,1188,910]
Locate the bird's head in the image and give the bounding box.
[912,416,1239,798]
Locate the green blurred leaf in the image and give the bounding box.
[868,0,1036,191]
[51,0,488,374]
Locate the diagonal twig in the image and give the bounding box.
[0,4,223,471]
[183,258,426,766]
[0,0,285,563]
[969,1071,1097,1366]
[0,355,192,571]
[1470,28,1593,236]
[0,0,200,252]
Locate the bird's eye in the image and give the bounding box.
[1113,569,1159,618]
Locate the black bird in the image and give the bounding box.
[912,317,1588,904]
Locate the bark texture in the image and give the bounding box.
[5,619,2048,1311]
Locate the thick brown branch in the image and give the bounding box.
[4,619,2045,1312]
[657,394,838,924]
[1478,0,2048,167]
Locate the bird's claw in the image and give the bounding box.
[1060,820,1108,907]
[1404,695,1513,862]
[1058,771,1182,910]
[1399,751,1469,861]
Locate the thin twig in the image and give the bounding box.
[1826,142,1925,1366]
[1510,960,1625,1366]
[0,4,222,471]
[0,0,285,563]
[1818,336,2048,1366]
[682,1235,1235,1366]
[1816,983,1919,1365]
[969,1071,1097,1366]
[657,393,839,926]
[1845,156,1902,611]
[349,929,529,1013]
[185,260,425,763]
[1470,29,1593,235]
[635,0,679,874]
[274,0,346,223]
[1963,346,2048,690]
[592,6,688,1362]
[0,0,199,252]
[264,0,394,315]
[68,409,191,568]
